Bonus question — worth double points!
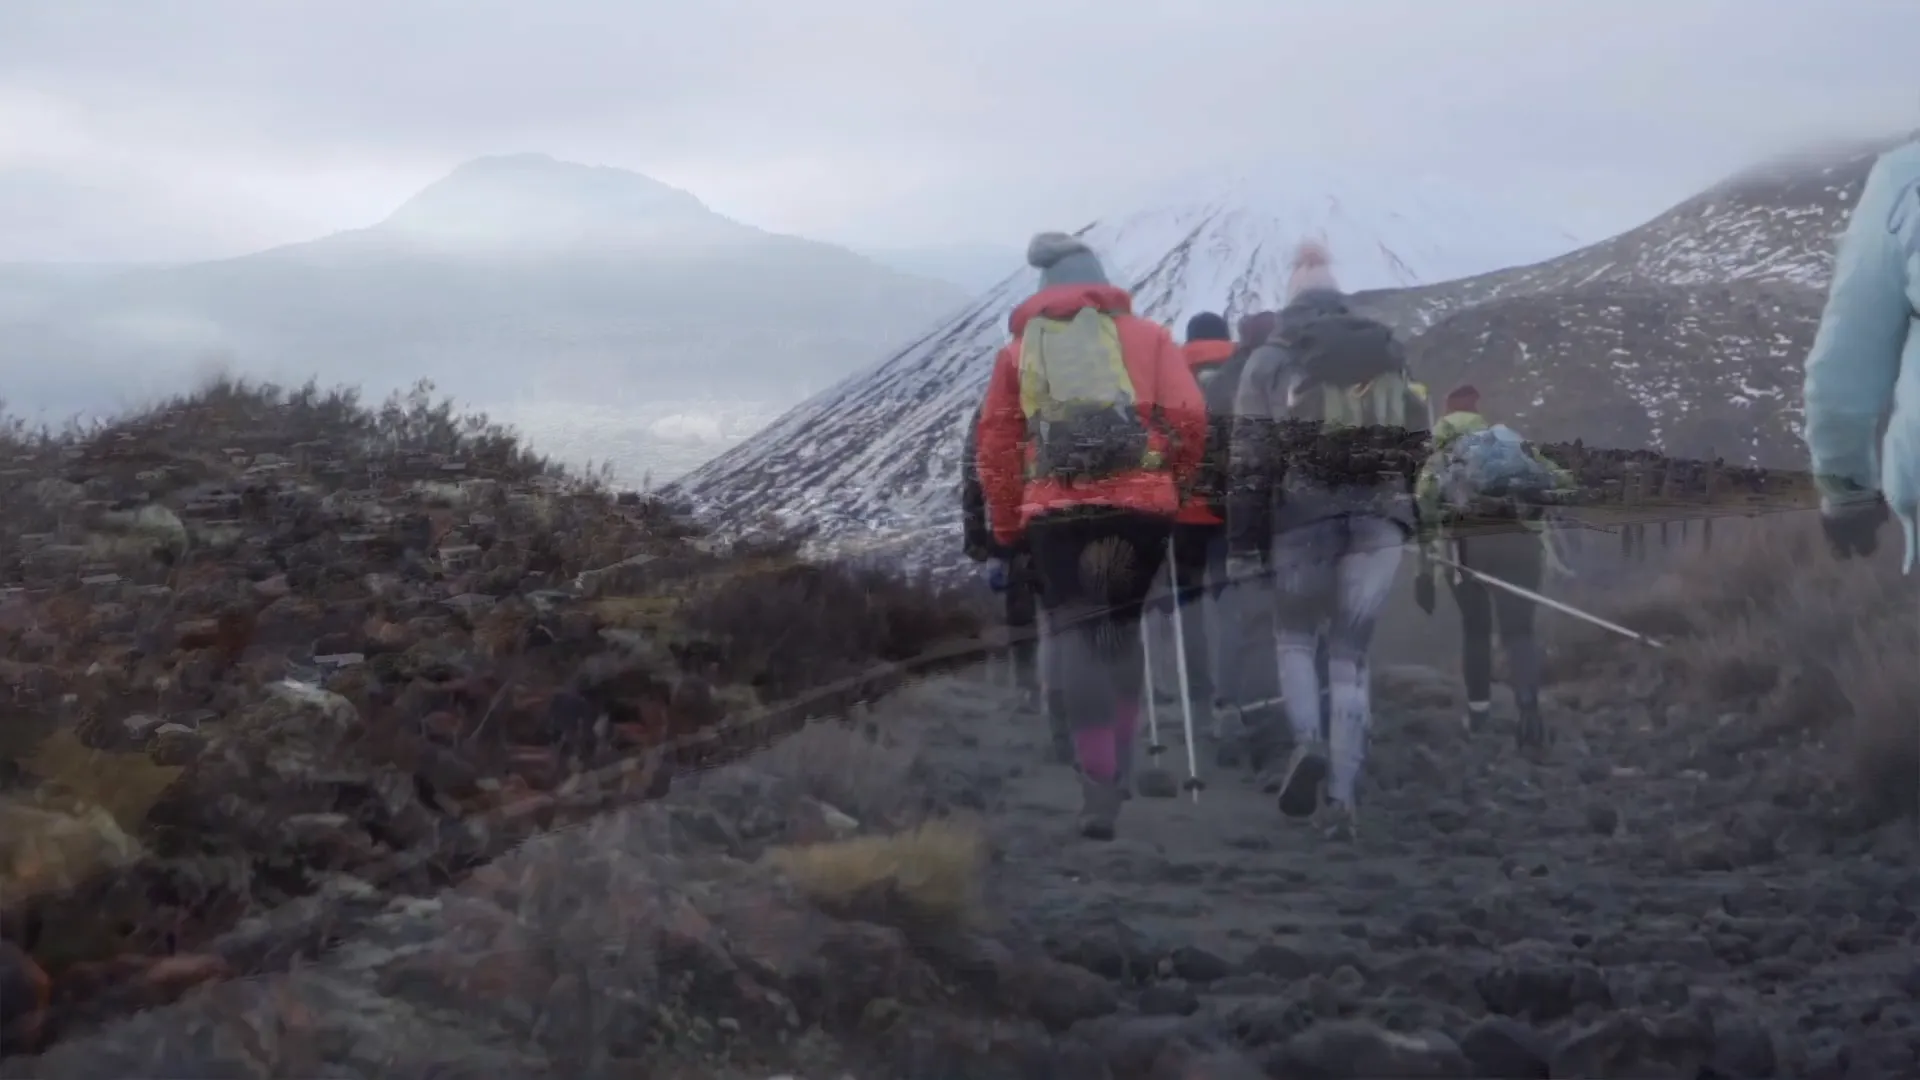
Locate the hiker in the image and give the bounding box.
[961,401,1066,761]
[1180,308,1295,768]
[975,231,1208,840]
[1803,138,1920,572]
[1156,312,1235,739]
[1224,240,1431,839]
[1412,384,1576,750]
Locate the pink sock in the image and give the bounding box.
[1074,725,1118,782]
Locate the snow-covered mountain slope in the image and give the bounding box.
[1410,281,1822,468]
[1352,138,1900,337]
[670,173,1584,562]
[1366,138,1913,466]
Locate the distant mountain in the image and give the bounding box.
[671,168,1584,561]
[0,154,968,416]
[856,243,1024,294]
[1345,137,1905,466]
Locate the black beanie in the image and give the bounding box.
[1185,312,1231,343]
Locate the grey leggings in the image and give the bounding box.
[1270,514,1406,803]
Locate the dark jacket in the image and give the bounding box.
[960,402,1001,559]
[1225,291,1431,554]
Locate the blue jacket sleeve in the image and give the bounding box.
[1803,150,1919,506]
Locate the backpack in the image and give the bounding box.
[1017,307,1157,483]
[1285,315,1405,424]
[1437,424,1560,517]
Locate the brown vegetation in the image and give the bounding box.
[0,375,985,1053]
[1550,511,1915,824]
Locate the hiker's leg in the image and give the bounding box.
[1106,516,1170,777]
[1487,531,1547,740]
[1270,520,1339,816]
[1009,553,1070,760]
[1027,516,1118,771]
[1324,516,1404,808]
[1315,628,1333,743]
[1169,524,1217,712]
[1272,521,1340,749]
[1005,554,1040,696]
[1029,511,1165,837]
[1450,538,1496,727]
[1212,545,1280,765]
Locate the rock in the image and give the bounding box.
[1042,915,1160,983]
[1023,956,1121,1031]
[1243,942,1348,981]
[1074,1014,1222,1079]
[1270,1020,1474,1079]
[1475,949,1613,1023]
[1549,1011,1715,1079]
[784,797,863,846]
[0,941,49,1051]
[1168,945,1234,984]
[1458,1015,1554,1078]
[1707,1012,1778,1078]
[1138,981,1200,1017]
[1586,804,1620,836]
[1134,766,1181,800]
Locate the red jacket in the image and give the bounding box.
[975,284,1208,548]
[1173,339,1236,525]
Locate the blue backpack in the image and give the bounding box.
[1438,425,1559,515]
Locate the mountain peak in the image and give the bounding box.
[376,153,722,246]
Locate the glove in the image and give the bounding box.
[964,540,991,563]
[1414,570,1435,616]
[1820,488,1889,561]
[987,560,1009,592]
[1223,551,1266,588]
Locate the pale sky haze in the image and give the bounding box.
[1,0,1915,263]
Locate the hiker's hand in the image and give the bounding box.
[1224,552,1265,588]
[1414,571,1435,616]
[1820,490,1889,560]
[964,539,991,563]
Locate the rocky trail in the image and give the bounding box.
[13,628,1919,1079]
[903,655,1920,1079]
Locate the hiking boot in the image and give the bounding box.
[1314,797,1358,842]
[1516,697,1547,754]
[1275,740,1330,819]
[1077,775,1123,841]
[1463,702,1491,735]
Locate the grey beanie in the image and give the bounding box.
[1027,231,1109,289]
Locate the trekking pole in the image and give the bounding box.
[1428,555,1667,649]
[1140,595,1166,768]
[1165,535,1204,802]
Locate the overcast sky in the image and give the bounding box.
[1,0,1916,263]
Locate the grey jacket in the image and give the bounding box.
[1224,290,1432,555]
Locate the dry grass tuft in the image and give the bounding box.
[1566,511,1918,821]
[754,720,924,827]
[20,729,185,832]
[765,819,986,931]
